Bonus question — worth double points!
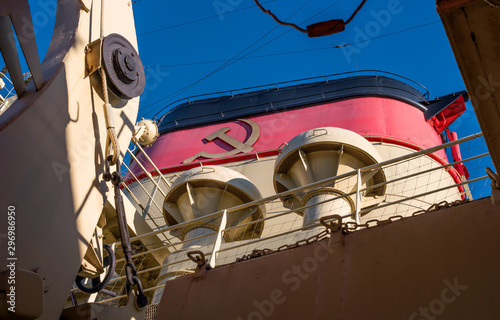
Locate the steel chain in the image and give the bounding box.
[235,229,330,262]
[235,199,469,262]
[343,199,470,233]
[104,156,148,308]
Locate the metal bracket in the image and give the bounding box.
[320,215,344,247]
[319,214,343,233]
[486,167,500,189]
[187,250,211,278]
[187,250,207,268]
[85,39,102,78]
[328,229,345,247]
[486,167,500,206]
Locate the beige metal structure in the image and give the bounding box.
[273,127,386,225]
[0,0,141,319]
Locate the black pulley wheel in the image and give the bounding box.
[75,244,116,294]
[102,33,145,100]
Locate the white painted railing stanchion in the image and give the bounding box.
[209,209,228,268]
[355,169,361,224]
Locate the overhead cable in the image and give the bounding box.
[331,20,440,48]
[139,0,277,36]
[141,0,317,116]
[144,20,439,70]
[254,0,367,37]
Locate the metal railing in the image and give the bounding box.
[67,131,493,306]
[63,133,491,304]
[0,70,18,116]
[123,132,485,243]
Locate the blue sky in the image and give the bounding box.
[22,0,475,125]
[132,1,464,117]
[9,0,492,198]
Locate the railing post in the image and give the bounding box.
[133,141,172,188]
[355,169,361,224]
[209,209,228,268]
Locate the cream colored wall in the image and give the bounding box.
[0,1,140,319]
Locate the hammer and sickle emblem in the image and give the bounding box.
[183,119,260,163]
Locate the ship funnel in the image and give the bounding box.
[273,127,386,226]
[163,166,266,248]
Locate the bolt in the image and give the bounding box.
[279,173,286,179]
[125,55,136,71]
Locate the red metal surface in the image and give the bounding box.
[428,95,466,134]
[446,129,470,180]
[127,97,447,180]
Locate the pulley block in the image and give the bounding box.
[101,33,145,100]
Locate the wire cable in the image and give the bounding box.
[254,0,307,34]
[138,0,277,36]
[146,18,441,119]
[345,0,367,25]
[147,18,439,69]
[253,0,367,35]
[143,0,348,117]
[145,47,331,68]
[331,20,440,48]
[141,0,318,116]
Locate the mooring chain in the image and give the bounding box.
[235,228,331,262]
[342,199,470,233]
[104,155,148,308]
[234,200,470,262]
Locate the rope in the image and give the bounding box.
[254,0,308,34]
[99,0,120,166]
[98,1,146,305]
[484,0,500,8]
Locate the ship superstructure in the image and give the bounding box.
[1,0,499,319]
[68,71,491,319]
